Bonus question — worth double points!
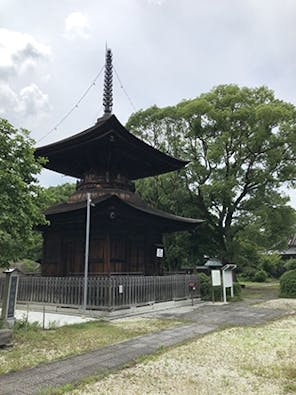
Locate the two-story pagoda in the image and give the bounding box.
[36,49,203,276]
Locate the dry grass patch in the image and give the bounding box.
[71,316,296,395]
[0,317,181,374]
[255,298,296,311]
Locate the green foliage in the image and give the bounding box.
[239,267,257,281]
[280,269,296,298]
[241,267,268,282]
[163,232,205,269]
[0,119,47,267]
[211,285,222,300]
[127,85,296,271]
[14,316,41,331]
[15,259,41,273]
[23,232,43,262]
[199,273,211,298]
[233,282,242,297]
[253,269,268,282]
[284,259,296,272]
[258,254,284,278]
[44,183,75,207]
[239,253,287,281]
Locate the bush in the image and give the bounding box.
[280,269,296,298]
[14,316,40,332]
[254,269,268,282]
[259,254,284,278]
[240,267,257,281]
[212,285,222,300]
[240,254,287,281]
[199,273,211,298]
[233,282,242,296]
[284,259,296,272]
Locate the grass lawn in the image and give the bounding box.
[0,317,182,374]
[240,280,280,300]
[71,311,296,395]
[240,281,280,288]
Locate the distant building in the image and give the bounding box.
[204,258,223,269]
[280,235,296,260]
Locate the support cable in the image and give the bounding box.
[37,64,105,144]
[113,66,137,112]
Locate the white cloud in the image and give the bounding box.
[19,83,50,116]
[0,28,51,79]
[0,84,19,114]
[0,83,49,118]
[147,0,166,5]
[64,12,90,40]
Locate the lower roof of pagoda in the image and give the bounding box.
[35,114,189,180]
[44,194,204,233]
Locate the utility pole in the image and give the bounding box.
[83,193,91,313]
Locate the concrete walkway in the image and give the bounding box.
[0,299,292,395]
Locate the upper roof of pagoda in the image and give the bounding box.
[35,114,188,180]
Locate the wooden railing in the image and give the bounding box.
[0,274,200,310]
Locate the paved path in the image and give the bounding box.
[0,299,291,395]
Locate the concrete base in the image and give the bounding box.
[16,298,202,322]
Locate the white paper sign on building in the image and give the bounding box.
[156,248,163,258]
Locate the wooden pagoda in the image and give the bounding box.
[36,49,203,276]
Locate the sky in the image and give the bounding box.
[1,0,295,207]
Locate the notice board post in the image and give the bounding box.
[211,270,222,302]
[1,269,19,327]
[222,264,236,303]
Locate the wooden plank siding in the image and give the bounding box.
[0,275,200,310]
[41,229,163,276]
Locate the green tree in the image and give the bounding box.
[0,119,47,267]
[45,183,76,206]
[127,85,296,269]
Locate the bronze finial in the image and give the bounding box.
[103,48,113,115]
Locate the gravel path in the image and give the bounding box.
[0,298,294,395]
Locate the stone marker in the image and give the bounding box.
[1,268,19,327]
[0,329,12,347]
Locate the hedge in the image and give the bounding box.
[280,269,296,298]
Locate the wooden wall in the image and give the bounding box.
[41,227,163,276]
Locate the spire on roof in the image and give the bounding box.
[103,48,113,115]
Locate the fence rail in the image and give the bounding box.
[0,274,199,310]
